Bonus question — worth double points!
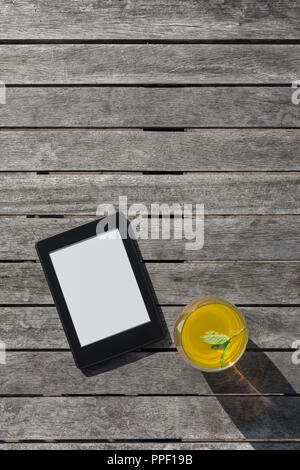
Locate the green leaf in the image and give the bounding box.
[230,328,245,338]
[201,327,245,369]
[220,340,231,368]
[211,341,229,351]
[201,330,230,346]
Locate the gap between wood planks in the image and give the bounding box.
[0,257,299,264]
[1,127,300,130]
[0,393,298,397]
[0,438,291,443]
[3,83,295,87]
[0,214,296,219]
[1,170,300,174]
[1,348,297,353]
[1,303,300,307]
[1,39,300,45]
[0,439,298,449]
[21,215,300,219]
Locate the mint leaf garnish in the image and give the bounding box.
[230,328,245,338]
[211,342,229,351]
[201,328,245,368]
[220,340,231,368]
[200,331,230,345]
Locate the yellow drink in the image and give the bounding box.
[174,297,248,372]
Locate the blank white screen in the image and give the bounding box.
[50,229,150,347]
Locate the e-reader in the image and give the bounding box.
[36,213,164,373]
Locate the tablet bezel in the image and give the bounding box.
[36,213,164,369]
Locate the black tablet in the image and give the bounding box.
[36,213,164,370]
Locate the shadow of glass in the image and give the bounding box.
[203,339,300,447]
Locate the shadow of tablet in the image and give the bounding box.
[81,304,172,377]
[203,339,299,447]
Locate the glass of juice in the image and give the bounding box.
[174,297,248,372]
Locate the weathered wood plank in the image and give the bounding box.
[1,306,297,350]
[1,1,299,40]
[0,216,298,261]
[0,442,255,450]
[146,262,300,304]
[0,396,240,440]
[0,87,298,127]
[0,351,298,395]
[1,130,300,171]
[0,262,299,304]
[0,174,298,215]
[2,442,300,450]
[1,45,300,84]
[1,396,300,439]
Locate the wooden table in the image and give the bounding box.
[0,1,299,450]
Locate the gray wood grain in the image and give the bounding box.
[0,87,299,127]
[0,262,299,304]
[1,45,300,84]
[1,130,300,171]
[1,306,297,350]
[0,174,298,215]
[0,442,255,450]
[1,0,299,449]
[146,262,300,304]
[0,396,253,440]
[2,442,300,450]
[0,216,298,261]
[1,1,299,40]
[0,351,298,395]
[1,396,300,439]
